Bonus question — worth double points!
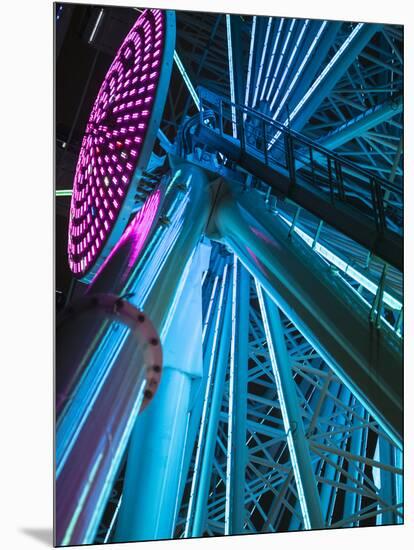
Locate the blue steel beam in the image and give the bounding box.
[342,401,365,524]
[256,283,324,530]
[56,162,213,545]
[270,21,341,122]
[225,259,250,534]
[210,180,402,445]
[175,252,227,531]
[277,23,382,137]
[189,262,233,537]
[318,94,403,150]
[113,242,210,543]
[184,261,232,537]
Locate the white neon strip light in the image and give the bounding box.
[160,245,197,342]
[56,325,129,478]
[272,21,327,122]
[173,51,200,111]
[255,280,312,530]
[184,264,229,536]
[266,19,296,102]
[251,17,273,108]
[224,256,238,534]
[62,452,104,544]
[245,16,257,108]
[83,380,147,543]
[226,15,238,137]
[201,267,209,287]
[89,8,104,43]
[269,20,309,111]
[202,275,220,342]
[103,495,123,543]
[260,18,284,101]
[268,23,365,149]
[278,213,402,313]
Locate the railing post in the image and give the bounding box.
[370,177,387,234]
[334,159,345,201]
[376,179,387,233]
[284,132,296,190]
[327,156,334,203]
[309,146,316,187]
[219,99,223,137]
[262,118,268,165]
[238,104,245,151]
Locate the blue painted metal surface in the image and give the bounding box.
[114,242,210,542]
[58,11,403,543]
[210,179,402,445]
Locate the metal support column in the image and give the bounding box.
[343,401,365,523]
[256,282,324,530]
[114,242,210,542]
[186,261,233,537]
[225,259,250,534]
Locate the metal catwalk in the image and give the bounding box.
[55,6,403,546]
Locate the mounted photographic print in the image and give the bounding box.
[55,2,403,546]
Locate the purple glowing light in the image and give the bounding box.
[68,9,166,278]
[91,189,161,287]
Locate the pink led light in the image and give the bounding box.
[67,8,166,278]
[91,189,161,285]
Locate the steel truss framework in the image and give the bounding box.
[95,244,402,543]
[165,12,403,327]
[56,6,403,544]
[173,247,402,537]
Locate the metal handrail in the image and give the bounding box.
[197,88,402,236]
[198,88,402,197]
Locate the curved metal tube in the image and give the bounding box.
[211,179,402,446]
[56,161,214,545]
[55,295,162,546]
[89,159,214,334]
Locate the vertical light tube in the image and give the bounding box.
[185,263,233,537]
[271,21,327,120]
[342,402,365,523]
[260,18,284,101]
[266,19,296,102]
[225,259,250,534]
[251,17,273,108]
[269,20,309,112]
[245,16,257,107]
[226,15,238,137]
[267,23,370,149]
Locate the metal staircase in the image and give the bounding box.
[191,88,402,271]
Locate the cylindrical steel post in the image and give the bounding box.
[114,241,210,542]
[55,295,162,546]
[56,161,214,545]
[225,259,249,534]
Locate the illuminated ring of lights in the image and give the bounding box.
[68,9,175,281]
